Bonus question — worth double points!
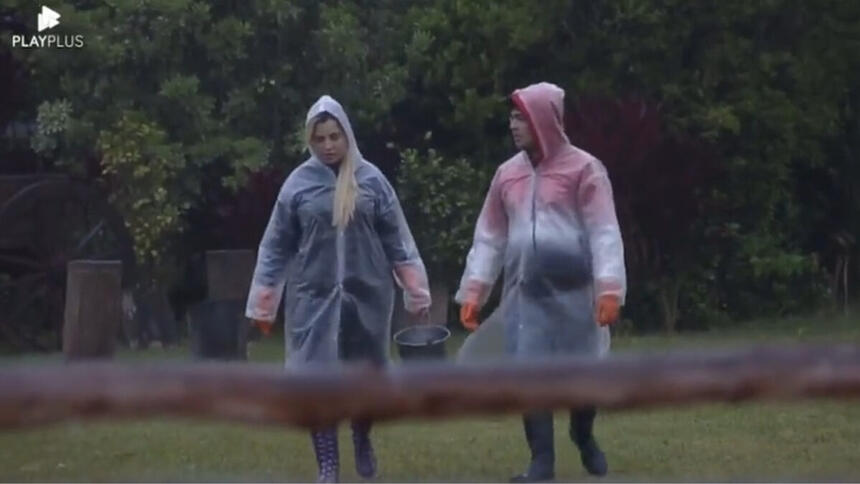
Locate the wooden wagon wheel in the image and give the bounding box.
[0,175,136,351]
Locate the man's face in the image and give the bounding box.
[509,108,535,152]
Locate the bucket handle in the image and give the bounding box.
[408,307,431,326]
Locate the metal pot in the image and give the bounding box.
[393,324,450,361]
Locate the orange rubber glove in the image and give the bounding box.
[460,303,480,332]
[253,319,273,336]
[596,295,621,326]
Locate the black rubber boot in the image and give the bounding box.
[510,411,555,482]
[311,427,340,483]
[570,407,608,477]
[351,419,377,479]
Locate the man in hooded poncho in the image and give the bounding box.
[456,82,626,481]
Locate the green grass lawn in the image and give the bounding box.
[2,313,859,482]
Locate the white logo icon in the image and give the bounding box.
[37,6,60,32]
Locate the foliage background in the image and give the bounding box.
[1,0,858,335]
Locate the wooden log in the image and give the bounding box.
[62,260,122,359]
[3,344,860,430]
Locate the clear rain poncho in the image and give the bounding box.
[456,82,626,361]
[246,95,431,367]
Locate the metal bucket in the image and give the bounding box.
[393,324,450,361]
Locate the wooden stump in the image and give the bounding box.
[195,250,255,360]
[62,260,122,360]
[205,250,256,300]
[188,299,248,360]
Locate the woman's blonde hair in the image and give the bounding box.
[308,112,357,229]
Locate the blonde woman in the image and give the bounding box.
[246,95,432,482]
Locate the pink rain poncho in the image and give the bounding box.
[455,82,626,359]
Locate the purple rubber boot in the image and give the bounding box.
[311,428,339,483]
[351,419,377,479]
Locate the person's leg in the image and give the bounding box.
[351,418,377,478]
[506,302,557,482]
[311,426,340,483]
[510,410,555,482]
[339,299,380,479]
[569,406,607,476]
[503,304,556,482]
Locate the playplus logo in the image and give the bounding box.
[11,6,85,49]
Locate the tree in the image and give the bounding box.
[396,143,488,286]
[5,0,313,285]
[566,97,718,332]
[3,0,859,334]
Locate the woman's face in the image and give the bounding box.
[310,118,349,165]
